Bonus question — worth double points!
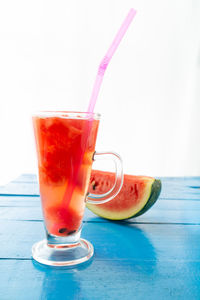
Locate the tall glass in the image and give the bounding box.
[32,111,123,267]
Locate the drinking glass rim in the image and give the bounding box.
[32,111,101,120]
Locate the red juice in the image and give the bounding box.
[33,113,99,237]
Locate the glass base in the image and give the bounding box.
[32,238,94,267]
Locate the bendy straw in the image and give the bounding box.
[87,8,137,113]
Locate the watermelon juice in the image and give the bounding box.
[33,112,99,239]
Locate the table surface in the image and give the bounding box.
[1,175,200,300]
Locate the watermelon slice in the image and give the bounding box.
[86,170,161,220]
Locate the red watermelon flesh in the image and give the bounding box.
[87,170,161,220]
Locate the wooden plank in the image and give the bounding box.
[0,182,39,196]
[10,174,37,183]
[11,174,200,186]
[0,220,200,262]
[1,196,200,225]
[160,177,200,200]
[0,259,200,300]
[0,174,200,200]
[0,196,39,206]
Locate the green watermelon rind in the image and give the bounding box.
[128,179,161,219]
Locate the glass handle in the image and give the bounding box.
[86,151,123,204]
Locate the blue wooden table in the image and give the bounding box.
[1,175,200,300]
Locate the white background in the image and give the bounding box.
[0,0,200,184]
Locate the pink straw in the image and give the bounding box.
[87,8,137,113]
[62,9,136,209]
